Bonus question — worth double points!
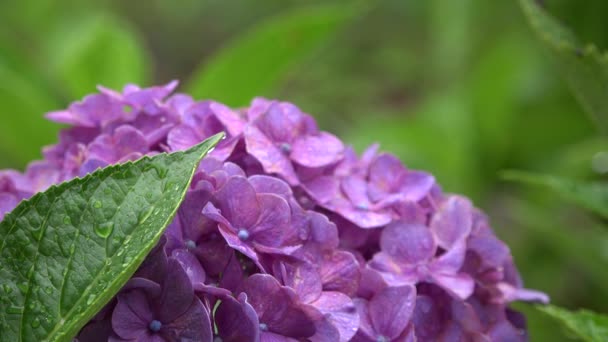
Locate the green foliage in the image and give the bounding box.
[0,134,222,342]
[520,0,608,133]
[186,3,363,106]
[503,170,608,220]
[45,14,150,99]
[537,305,608,342]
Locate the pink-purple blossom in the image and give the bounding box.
[0,81,549,341]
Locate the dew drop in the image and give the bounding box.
[69,244,76,255]
[6,305,23,315]
[45,286,53,294]
[63,216,72,225]
[86,294,95,305]
[94,222,114,239]
[237,229,250,241]
[3,285,12,294]
[31,317,41,328]
[93,200,102,209]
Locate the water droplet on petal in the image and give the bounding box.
[237,229,250,241]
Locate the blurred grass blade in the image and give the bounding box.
[46,14,150,99]
[520,0,608,133]
[186,3,364,106]
[503,170,608,220]
[536,305,608,342]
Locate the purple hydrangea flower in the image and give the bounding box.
[0,82,548,341]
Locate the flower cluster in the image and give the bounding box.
[0,82,548,341]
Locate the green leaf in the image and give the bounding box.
[186,3,363,106]
[46,14,150,99]
[536,305,608,342]
[502,170,608,220]
[520,0,608,133]
[0,53,60,168]
[0,133,223,342]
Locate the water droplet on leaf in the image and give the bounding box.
[63,216,72,225]
[93,200,102,209]
[94,222,114,238]
[31,317,40,328]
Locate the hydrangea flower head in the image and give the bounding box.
[0,81,549,341]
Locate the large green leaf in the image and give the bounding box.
[537,305,608,342]
[46,14,150,99]
[520,0,608,133]
[0,133,223,342]
[186,3,362,106]
[503,170,608,220]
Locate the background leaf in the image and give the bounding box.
[520,0,608,133]
[536,305,608,342]
[186,2,363,106]
[0,133,222,342]
[0,48,60,168]
[45,14,150,99]
[503,170,608,220]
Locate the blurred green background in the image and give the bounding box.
[1,0,607,340]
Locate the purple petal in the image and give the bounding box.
[430,272,474,300]
[430,196,473,249]
[310,292,359,342]
[249,175,293,198]
[279,261,322,303]
[214,176,260,229]
[318,250,361,297]
[291,132,344,168]
[112,291,151,339]
[210,101,246,136]
[250,193,290,246]
[0,193,18,221]
[216,293,261,342]
[244,125,299,185]
[341,176,371,209]
[369,285,416,339]
[399,171,435,202]
[368,153,406,201]
[380,222,436,264]
[352,299,375,341]
[163,297,213,342]
[244,274,316,338]
[167,124,201,151]
[302,176,340,205]
[172,249,207,291]
[495,283,550,304]
[156,259,195,322]
[330,198,392,229]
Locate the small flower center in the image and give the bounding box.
[377,335,389,342]
[259,323,268,331]
[355,203,369,211]
[148,320,162,333]
[279,142,292,154]
[237,229,250,241]
[185,240,197,250]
